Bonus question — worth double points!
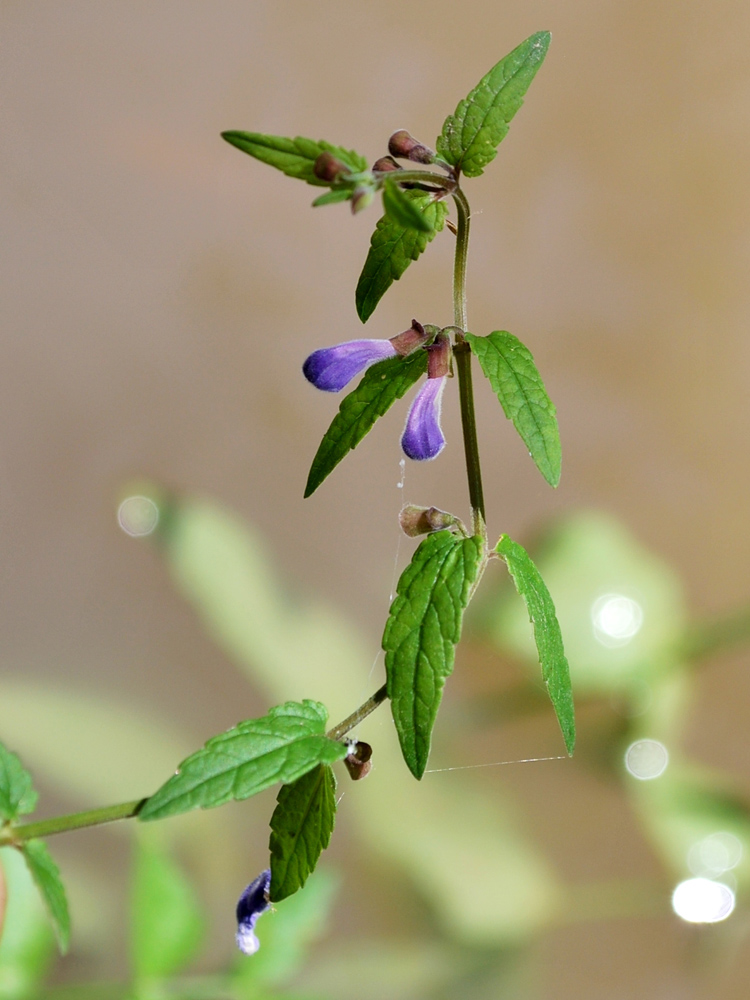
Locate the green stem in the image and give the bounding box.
[3,799,146,846]
[326,683,388,741]
[0,685,392,845]
[450,187,486,526]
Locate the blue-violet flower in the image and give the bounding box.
[302,320,427,392]
[400,332,451,461]
[236,869,271,955]
[303,321,452,461]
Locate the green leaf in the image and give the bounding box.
[21,840,70,955]
[312,188,352,207]
[131,838,204,981]
[382,179,434,232]
[495,535,575,754]
[464,331,560,487]
[269,765,336,902]
[0,741,38,823]
[305,350,428,497]
[221,132,367,186]
[384,531,486,778]
[436,31,551,178]
[0,846,56,995]
[139,700,347,821]
[355,193,448,323]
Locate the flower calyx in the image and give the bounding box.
[399,504,468,538]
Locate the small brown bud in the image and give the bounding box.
[388,129,435,164]
[399,504,464,537]
[371,155,402,173]
[344,741,372,781]
[313,151,348,182]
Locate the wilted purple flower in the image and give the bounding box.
[303,320,428,392]
[400,333,451,461]
[236,869,271,956]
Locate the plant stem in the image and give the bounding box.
[326,684,388,741]
[0,687,392,845]
[2,799,146,846]
[451,187,486,525]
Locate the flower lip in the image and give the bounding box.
[236,868,271,956]
[401,375,447,461]
[303,338,398,392]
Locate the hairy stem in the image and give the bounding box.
[0,687,391,845]
[451,187,486,525]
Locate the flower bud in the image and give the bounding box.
[371,155,402,173]
[344,740,372,780]
[351,184,375,214]
[388,129,436,165]
[313,151,349,182]
[399,504,463,537]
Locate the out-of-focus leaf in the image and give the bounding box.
[630,755,750,890]
[304,349,428,497]
[139,701,347,821]
[495,535,575,755]
[436,31,550,178]
[270,765,336,902]
[355,194,448,322]
[130,837,204,981]
[233,870,338,992]
[384,531,486,778]
[485,512,687,698]
[0,682,192,808]
[20,841,69,955]
[0,846,55,998]
[382,179,434,232]
[465,331,560,487]
[221,132,367,185]
[0,745,37,824]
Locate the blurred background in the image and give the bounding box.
[2,2,750,998]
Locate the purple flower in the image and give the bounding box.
[400,332,451,461]
[303,321,452,462]
[236,869,271,956]
[303,320,429,393]
[401,375,446,460]
[303,339,398,392]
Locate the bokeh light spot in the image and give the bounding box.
[624,739,668,779]
[591,593,643,647]
[117,495,159,537]
[672,878,735,923]
[688,832,743,877]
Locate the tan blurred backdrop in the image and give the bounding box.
[3,1,750,997]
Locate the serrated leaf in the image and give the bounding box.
[131,838,204,981]
[495,535,575,754]
[0,741,38,822]
[221,132,367,186]
[436,31,550,178]
[21,840,70,954]
[305,350,428,497]
[465,331,560,487]
[269,764,336,902]
[384,531,486,778]
[382,179,434,232]
[356,193,448,323]
[139,700,348,821]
